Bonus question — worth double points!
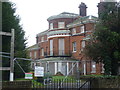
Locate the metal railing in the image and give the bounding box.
[44,50,72,57]
[32,78,91,89]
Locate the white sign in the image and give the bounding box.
[34,66,44,77]
[25,73,33,79]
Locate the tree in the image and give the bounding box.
[84,2,120,75]
[2,2,30,80]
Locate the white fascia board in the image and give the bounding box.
[48,35,70,39]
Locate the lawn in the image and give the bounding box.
[52,76,73,79]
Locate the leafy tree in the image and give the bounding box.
[84,2,120,75]
[2,2,30,80]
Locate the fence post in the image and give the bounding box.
[10,29,15,81]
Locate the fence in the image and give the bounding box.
[2,80,32,89]
[2,78,91,90]
[32,78,91,90]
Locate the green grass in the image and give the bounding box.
[81,74,118,78]
[15,78,30,81]
[32,80,44,88]
[52,76,77,83]
[52,76,73,79]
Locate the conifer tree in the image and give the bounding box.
[2,2,30,80]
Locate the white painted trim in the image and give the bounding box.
[72,63,74,75]
[49,28,67,31]
[38,40,48,44]
[55,62,57,74]
[83,62,86,75]
[67,62,69,75]
[48,35,70,38]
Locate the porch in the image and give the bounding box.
[31,57,80,76]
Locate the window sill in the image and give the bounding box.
[91,71,96,73]
[72,51,76,53]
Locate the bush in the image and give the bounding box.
[54,72,64,76]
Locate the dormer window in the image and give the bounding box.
[58,22,65,28]
[80,25,85,33]
[50,23,53,29]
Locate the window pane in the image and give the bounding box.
[58,22,65,28]
[41,37,44,42]
[41,48,44,56]
[81,41,85,48]
[30,52,32,58]
[73,42,76,52]
[72,28,76,35]
[81,26,84,33]
[50,23,53,29]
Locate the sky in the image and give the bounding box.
[9,0,101,47]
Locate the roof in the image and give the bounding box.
[47,12,79,21]
[27,44,40,51]
[36,30,48,37]
[67,15,98,28]
[34,57,80,62]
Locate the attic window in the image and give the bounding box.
[58,22,65,28]
[50,23,53,29]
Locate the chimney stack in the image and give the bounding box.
[78,2,87,16]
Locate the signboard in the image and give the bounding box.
[25,73,33,79]
[34,66,44,77]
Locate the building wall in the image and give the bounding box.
[28,15,103,75]
[48,18,77,29]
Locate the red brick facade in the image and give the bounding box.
[28,4,104,75]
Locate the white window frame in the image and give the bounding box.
[41,37,44,42]
[58,22,65,28]
[91,61,96,73]
[41,48,44,56]
[72,28,76,35]
[73,42,76,52]
[81,40,86,48]
[80,40,86,52]
[80,25,85,33]
[101,64,105,73]
[50,23,53,29]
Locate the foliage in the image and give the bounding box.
[54,72,64,76]
[2,2,30,80]
[84,2,120,75]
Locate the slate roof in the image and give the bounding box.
[47,12,79,21]
[28,44,40,51]
[67,15,98,28]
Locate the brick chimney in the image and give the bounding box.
[78,2,87,16]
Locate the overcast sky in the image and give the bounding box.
[9,0,102,47]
